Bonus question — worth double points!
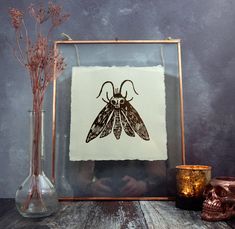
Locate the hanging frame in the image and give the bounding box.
[52,40,185,200]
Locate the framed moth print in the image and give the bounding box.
[52,40,185,200]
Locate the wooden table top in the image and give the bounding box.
[0,199,234,228]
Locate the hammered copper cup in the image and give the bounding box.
[176,165,211,210]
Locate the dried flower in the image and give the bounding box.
[48,1,62,16]
[48,1,70,27]
[26,35,47,73]
[9,8,23,30]
[9,2,69,111]
[9,2,69,213]
[28,3,50,24]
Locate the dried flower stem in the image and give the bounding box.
[15,33,25,64]
[22,19,30,51]
[9,2,69,213]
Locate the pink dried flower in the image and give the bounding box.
[9,8,23,30]
[48,2,70,27]
[54,13,70,27]
[9,2,69,213]
[48,1,62,16]
[28,3,50,24]
[26,35,48,73]
[9,2,69,110]
[43,48,66,85]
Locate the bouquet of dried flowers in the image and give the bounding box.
[9,2,69,216]
[9,2,69,112]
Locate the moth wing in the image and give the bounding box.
[100,111,115,138]
[122,102,150,141]
[120,111,135,137]
[86,103,113,143]
[113,110,122,140]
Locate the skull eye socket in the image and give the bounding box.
[120,99,125,104]
[111,99,116,105]
[204,184,213,196]
[215,186,227,197]
[228,185,235,193]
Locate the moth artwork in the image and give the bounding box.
[86,80,150,143]
[70,66,167,161]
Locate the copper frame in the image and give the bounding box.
[52,40,185,200]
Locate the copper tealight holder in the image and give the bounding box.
[176,165,211,210]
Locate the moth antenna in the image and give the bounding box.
[96,81,115,98]
[102,98,109,103]
[106,92,110,101]
[124,91,127,98]
[119,80,139,95]
[127,97,133,102]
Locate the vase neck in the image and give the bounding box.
[29,111,45,176]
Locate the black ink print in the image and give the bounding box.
[86,80,150,143]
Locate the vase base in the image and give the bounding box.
[16,202,59,218]
[18,211,54,218]
[15,173,59,218]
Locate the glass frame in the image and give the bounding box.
[52,40,185,200]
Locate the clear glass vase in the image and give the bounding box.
[56,134,73,197]
[15,111,59,218]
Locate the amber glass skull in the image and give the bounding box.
[201,177,235,221]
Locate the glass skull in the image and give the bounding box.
[201,177,235,221]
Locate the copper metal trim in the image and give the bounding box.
[52,41,57,184]
[177,41,186,164]
[52,39,185,200]
[58,197,175,201]
[55,39,181,45]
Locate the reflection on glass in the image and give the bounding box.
[56,134,73,196]
[75,160,166,197]
[53,42,183,198]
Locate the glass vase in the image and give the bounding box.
[15,111,59,218]
[56,134,73,196]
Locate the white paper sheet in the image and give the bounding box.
[69,66,167,161]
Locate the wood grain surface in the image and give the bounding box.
[0,199,234,229]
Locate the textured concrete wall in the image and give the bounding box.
[1,0,235,197]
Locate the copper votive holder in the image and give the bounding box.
[176,165,211,210]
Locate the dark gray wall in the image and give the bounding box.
[1,0,235,197]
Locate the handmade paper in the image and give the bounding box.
[69,66,167,161]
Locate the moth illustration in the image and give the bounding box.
[86,80,150,143]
